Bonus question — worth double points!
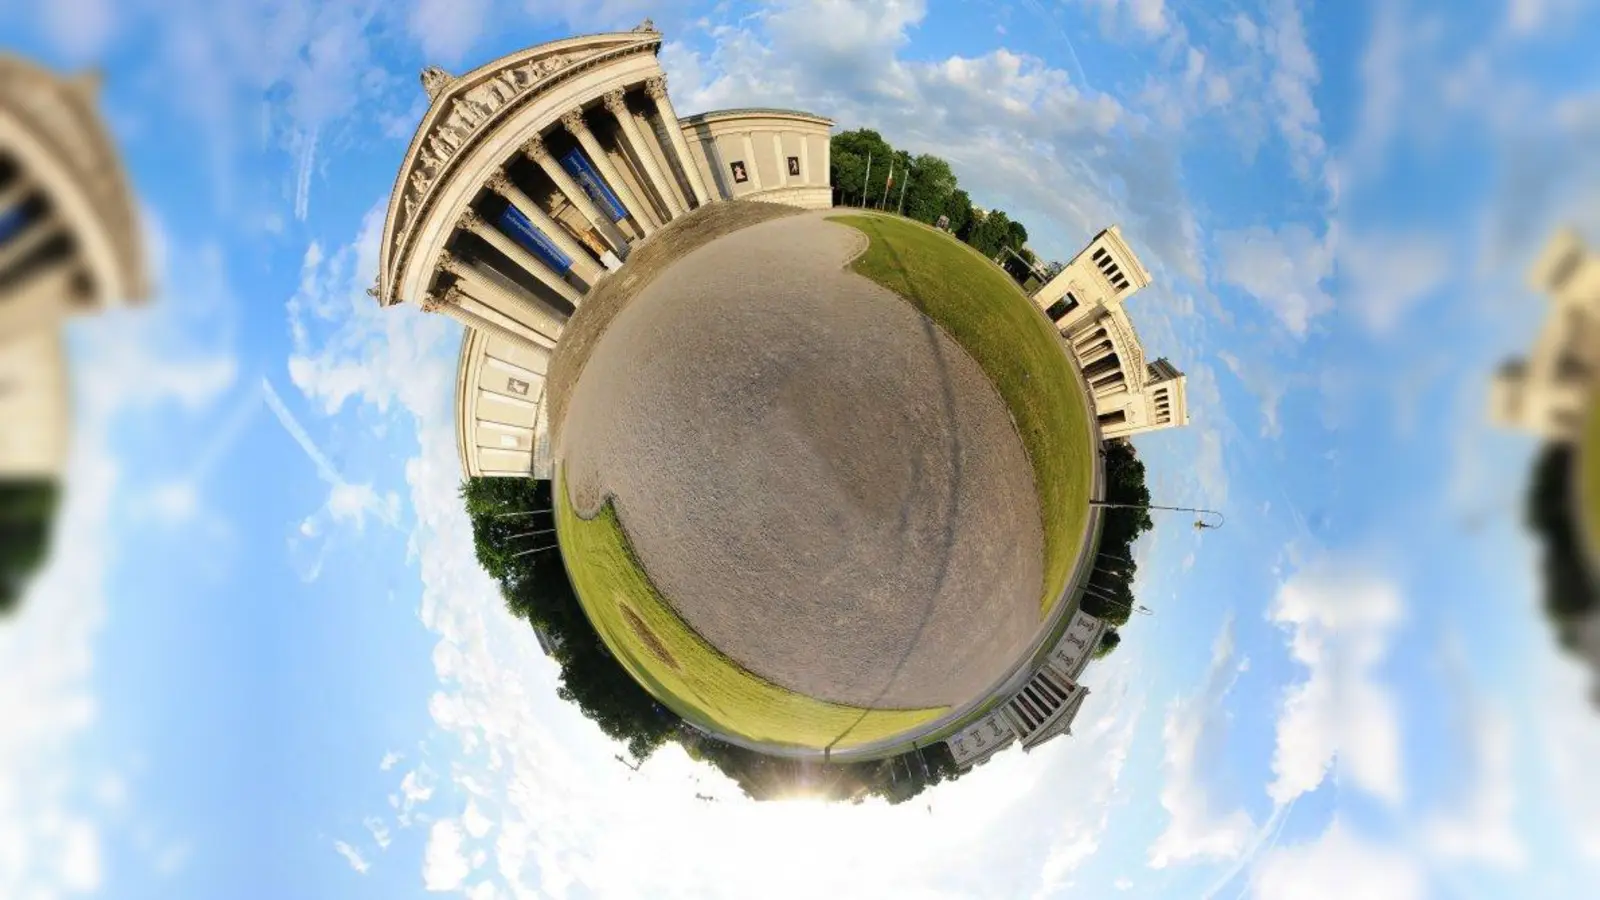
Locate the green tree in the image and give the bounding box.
[903,154,958,223]
[1094,628,1122,658]
[1078,440,1154,635]
[1525,444,1599,647]
[830,129,896,207]
[941,189,973,237]
[0,478,60,615]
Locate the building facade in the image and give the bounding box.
[1490,228,1600,441]
[372,21,834,480]
[945,609,1107,769]
[1031,226,1189,439]
[1,56,148,478]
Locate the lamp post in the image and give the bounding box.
[1089,499,1224,531]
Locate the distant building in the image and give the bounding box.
[1,56,148,480]
[1031,226,1189,439]
[945,609,1106,769]
[1489,228,1600,441]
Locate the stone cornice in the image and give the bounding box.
[378,32,661,306]
[0,54,147,302]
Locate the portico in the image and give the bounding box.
[375,21,837,481]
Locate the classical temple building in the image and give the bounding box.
[1031,225,1189,439]
[1490,228,1600,441]
[0,56,148,480]
[944,609,1107,769]
[372,21,835,480]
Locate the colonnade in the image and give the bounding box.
[422,74,716,334]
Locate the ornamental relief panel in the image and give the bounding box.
[396,50,600,241]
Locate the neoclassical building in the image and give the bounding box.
[0,56,148,479]
[372,21,835,479]
[1032,226,1189,439]
[944,608,1107,769]
[1490,228,1600,440]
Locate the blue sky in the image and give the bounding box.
[3,0,1599,897]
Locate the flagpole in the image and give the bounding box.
[880,161,893,210]
[861,152,872,207]
[896,175,909,216]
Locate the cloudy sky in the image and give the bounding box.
[3,0,1599,897]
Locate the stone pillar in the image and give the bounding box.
[644,76,712,207]
[521,136,630,258]
[739,132,764,191]
[483,171,603,287]
[0,177,32,215]
[562,108,657,238]
[0,213,57,274]
[605,89,684,220]
[773,133,788,188]
[424,284,553,363]
[441,254,566,343]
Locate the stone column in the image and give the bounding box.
[0,213,57,274]
[482,172,603,287]
[604,89,684,220]
[739,132,764,191]
[424,284,553,363]
[0,177,32,215]
[521,136,630,258]
[441,255,566,343]
[773,133,788,188]
[561,109,657,238]
[644,76,712,207]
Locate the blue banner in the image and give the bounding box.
[498,205,572,275]
[558,148,627,223]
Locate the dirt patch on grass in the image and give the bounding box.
[546,200,806,445]
[622,603,678,671]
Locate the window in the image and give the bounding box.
[1045,295,1077,322]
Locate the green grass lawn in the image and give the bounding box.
[830,213,1095,617]
[555,470,947,750]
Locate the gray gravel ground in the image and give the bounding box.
[547,200,805,443]
[558,212,1046,710]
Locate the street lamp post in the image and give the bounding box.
[1089,499,1224,531]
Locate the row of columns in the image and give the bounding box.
[417,76,717,390]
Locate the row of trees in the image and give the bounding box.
[830,129,1050,276]
[1080,439,1155,657]
[463,477,960,802]
[1,479,60,615]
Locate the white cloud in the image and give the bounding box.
[1250,819,1424,900]
[661,0,1206,284]
[1114,876,1133,890]
[1337,230,1454,337]
[380,751,403,771]
[461,801,493,840]
[1148,615,1257,867]
[364,816,393,851]
[1536,646,1600,860]
[423,820,470,892]
[1261,0,1325,180]
[1267,565,1405,807]
[334,840,371,875]
[1215,223,1334,337]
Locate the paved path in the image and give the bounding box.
[559,212,1045,710]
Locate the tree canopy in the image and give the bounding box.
[829,129,1047,277]
[1077,439,1157,655]
[1,478,60,615]
[1524,444,1599,652]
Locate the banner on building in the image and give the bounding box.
[558,148,627,223]
[498,205,573,275]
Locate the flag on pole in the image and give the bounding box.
[880,161,894,209]
[896,173,909,215]
[861,151,872,206]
